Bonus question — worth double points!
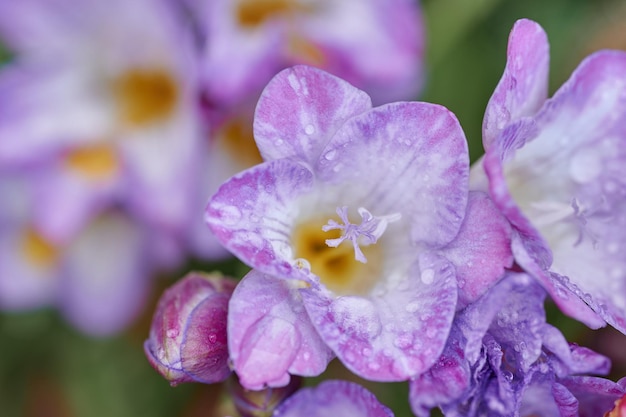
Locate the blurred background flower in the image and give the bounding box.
[1,0,625,416]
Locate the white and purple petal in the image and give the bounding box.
[483,50,626,332]
[206,159,316,281]
[316,101,469,248]
[482,19,549,149]
[254,65,372,165]
[227,270,333,390]
[273,380,394,417]
[302,252,457,381]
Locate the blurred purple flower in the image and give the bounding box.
[207,65,512,388]
[0,0,202,239]
[0,174,154,335]
[272,380,393,417]
[410,273,623,417]
[144,272,236,386]
[470,18,626,333]
[185,0,424,112]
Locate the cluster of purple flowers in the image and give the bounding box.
[1,0,625,415]
[0,0,422,335]
[145,18,626,417]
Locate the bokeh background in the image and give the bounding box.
[1,0,625,416]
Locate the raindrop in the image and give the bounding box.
[405,302,420,313]
[421,268,435,284]
[218,205,242,226]
[368,362,381,371]
[324,149,337,161]
[166,329,178,338]
[275,138,284,146]
[361,348,372,357]
[304,124,315,135]
[302,352,311,361]
[208,333,217,343]
[503,371,514,382]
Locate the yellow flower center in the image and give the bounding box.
[22,228,58,268]
[236,0,307,27]
[65,144,119,179]
[114,69,178,127]
[292,215,383,296]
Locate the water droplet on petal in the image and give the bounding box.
[208,333,217,343]
[324,149,337,160]
[275,138,284,146]
[217,205,242,226]
[166,329,178,338]
[569,148,602,183]
[420,268,435,285]
[304,124,315,135]
[405,302,420,313]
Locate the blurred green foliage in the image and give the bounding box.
[1,0,625,416]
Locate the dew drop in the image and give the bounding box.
[275,138,284,146]
[503,371,514,382]
[361,348,372,357]
[569,148,602,183]
[368,362,380,371]
[294,258,311,271]
[217,205,242,226]
[420,268,435,285]
[324,149,337,161]
[304,124,315,135]
[166,329,178,338]
[405,302,420,313]
[208,333,217,343]
[302,352,311,361]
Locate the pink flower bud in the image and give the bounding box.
[144,271,236,386]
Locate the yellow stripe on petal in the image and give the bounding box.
[236,0,313,27]
[22,228,58,268]
[66,144,119,179]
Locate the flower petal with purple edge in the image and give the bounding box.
[227,270,333,390]
[440,191,513,308]
[482,48,626,332]
[144,271,235,386]
[482,19,549,149]
[254,65,372,165]
[302,252,457,381]
[315,101,469,247]
[206,159,315,281]
[273,380,394,417]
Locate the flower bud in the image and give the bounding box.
[228,374,302,417]
[144,271,236,386]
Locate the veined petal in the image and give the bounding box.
[302,252,457,381]
[316,101,469,248]
[483,19,549,149]
[484,51,626,332]
[206,159,315,280]
[254,65,371,165]
[441,191,513,308]
[228,270,333,390]
[273,380,394,417]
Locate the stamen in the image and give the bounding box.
[322,206,401,263]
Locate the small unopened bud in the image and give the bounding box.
[228,374,302,417]
[144,271,236,386]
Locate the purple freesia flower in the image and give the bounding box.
[207,65,512,388]
[470,18,626,333]
[144,272,236,386]
[272,380,393,417]
[410,272,623,417]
